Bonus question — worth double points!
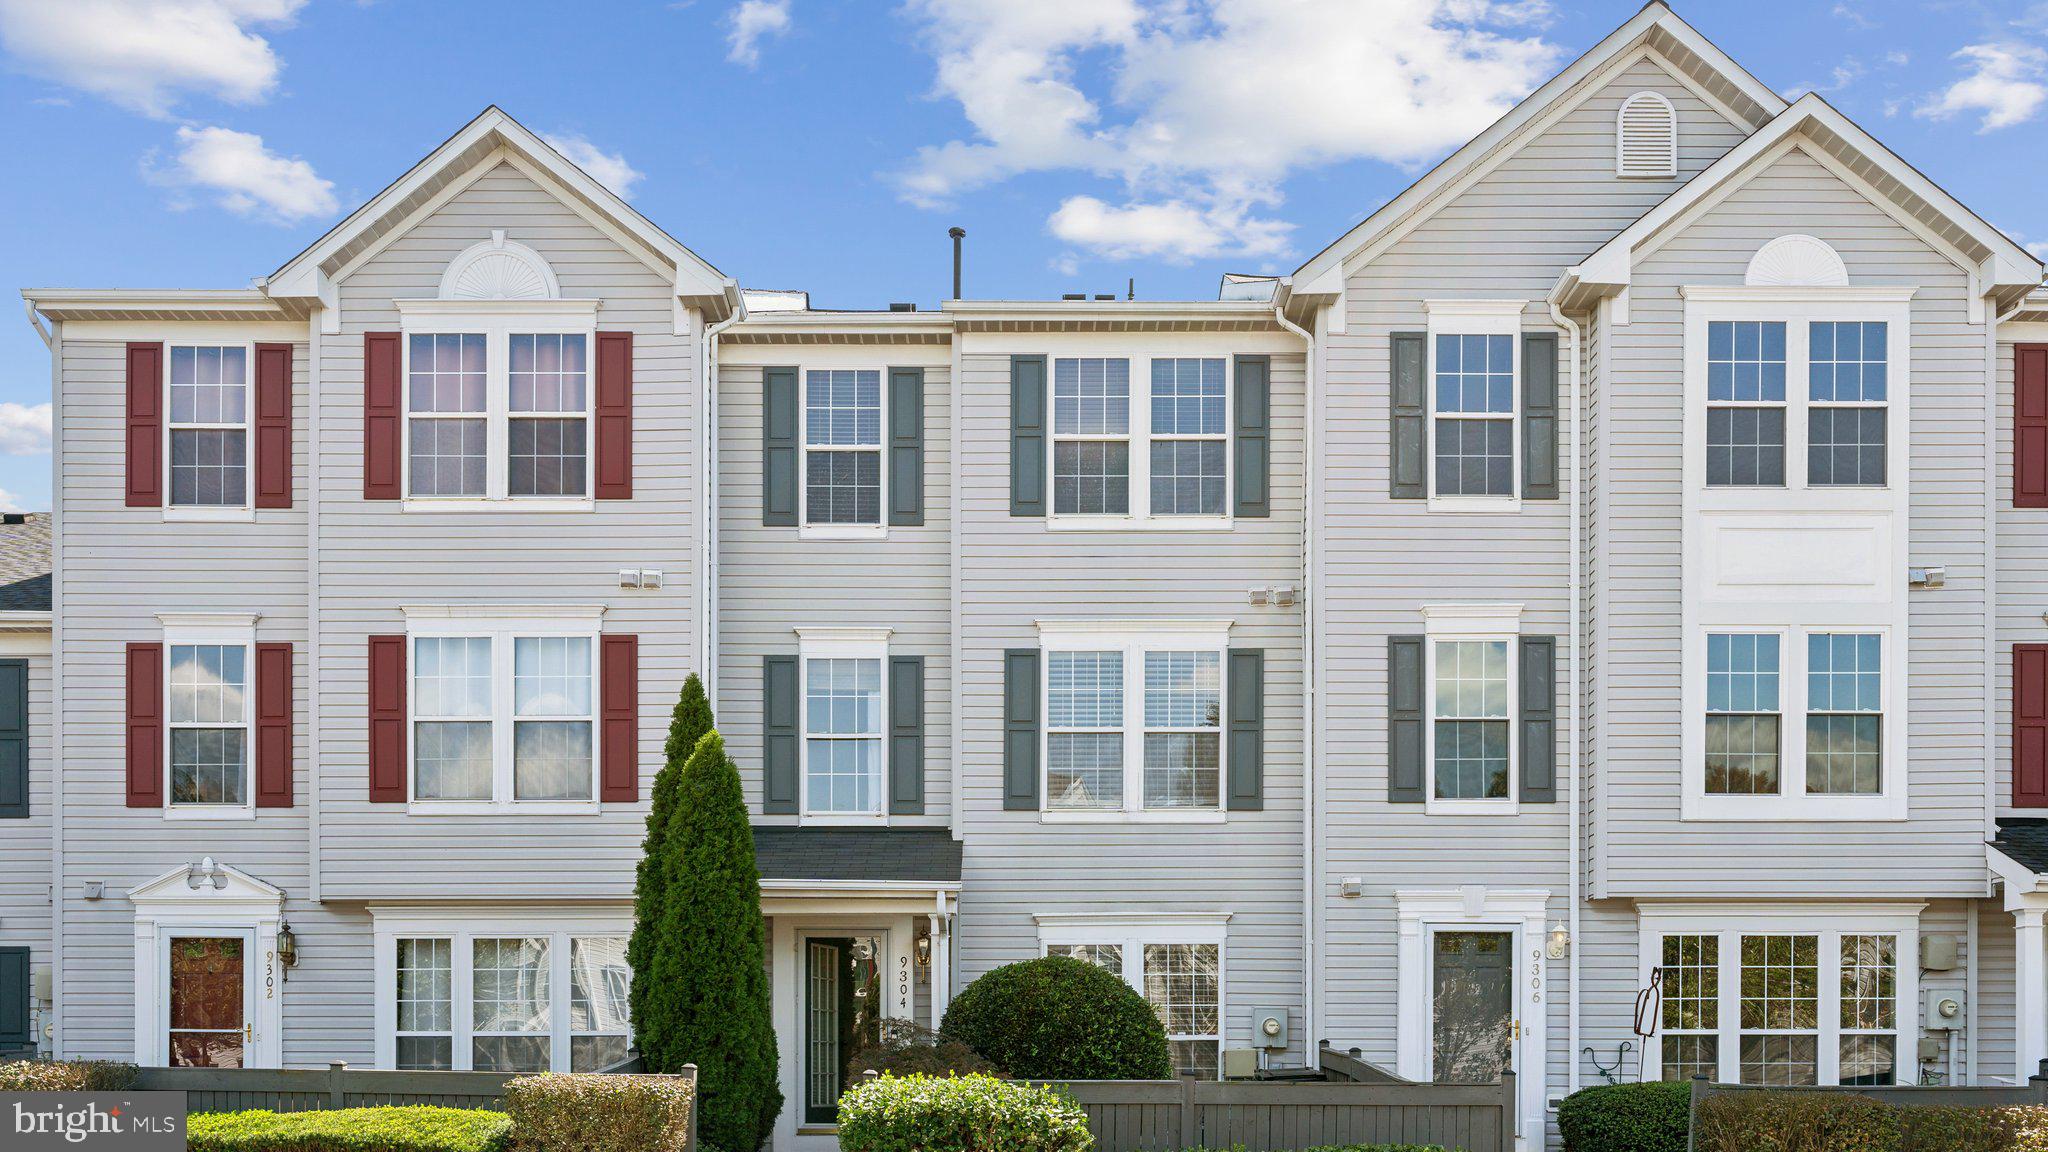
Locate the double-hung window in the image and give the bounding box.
[1704,633,1781,795]
[1806,322,1887,487]
[380,917,631,1073]
[803,369,883,526]
[168,345,250,509]
[407,612,600,810]
[799,631,888,819]
[1149,358,1227,515]
[1430,639,1511,802]
[397,303,598,504]
[1041,624,1229,819]
[168,642,251,810]
[1047,355,1233,523]
[1644,911,1913,1087]
[1695,628,1888,812]
[1042,923,1224,1078]
[1052,358,1132,516]
[1424,300,1523,506]
[1805,633,1882,796]
[1705,321,1787,487]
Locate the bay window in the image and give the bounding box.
[1039,622,1231,819]
[1043,921,1225,1078]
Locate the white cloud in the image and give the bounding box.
[0,404,52,456]
[0,0,303,118]
[1916,42,2048,132]
[725,0,791,67]
[0,491,29,515]
[158,125,336,222]
[543,132,645,199]
[895,0,1562,262]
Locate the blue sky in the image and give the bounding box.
[0,0,2044,512]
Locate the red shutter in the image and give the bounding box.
[125,643,163,807]
[2020,644,2048,807]
[125,343,163,507]
[254,343,293,509]
[368,635,407,802]
[255,643,293,808]
[595,331,633,500]
[2019,346,2048,509]
[600,634,639,802]
[363,333,402,500]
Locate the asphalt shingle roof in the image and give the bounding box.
[0,513,51,613]
[1994,819,2048,875]
[752,827,962,884]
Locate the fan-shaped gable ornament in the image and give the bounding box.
[1745,234,1849,288]
[439,229,562,300]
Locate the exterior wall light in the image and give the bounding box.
[276,922,298,972]
[1546,922,1571,960]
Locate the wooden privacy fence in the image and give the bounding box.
[1039,1072,1518,1152]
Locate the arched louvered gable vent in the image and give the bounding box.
[1616,91,1677,178]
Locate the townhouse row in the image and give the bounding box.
[8,5,2048,1149]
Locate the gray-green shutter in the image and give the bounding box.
[1010,356,1047,516]
[0,947,26,1053]
[762,654,799,813]
[1389,635,1425,803]
[889,368,925,526]
[1523,332,1559,500]
[763,366,799,526]
[1003,648,1040,809]
[1227,649,1264,810]
[1233,356,1270,518]
[0,660,22,819]
[1520,636,1558,803]
[889,655,924,814]
[1391,333,1427,500]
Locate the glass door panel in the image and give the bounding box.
[1431,930,1513,1083]
[168,935,246,1067]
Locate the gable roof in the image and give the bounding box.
[1555,93,2044,313]
[1286,2,1785,303]
[264,106,739,320]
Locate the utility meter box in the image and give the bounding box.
[1252,1006,1290,1050]
[1221,1048,1260,1079]
[1923,988,1965,1031]
[1921,934,1960,972]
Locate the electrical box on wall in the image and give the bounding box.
[1921,934,1959,972]
[1222,1048,1259,1079]
[1253,1006,1290,1050]
[1923,988,1965,1031]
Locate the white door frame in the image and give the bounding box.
[130,861,285,1068]
[1396,888,1549,1147]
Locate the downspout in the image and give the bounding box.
[1272,298,1319,1066]
[1981,291,2028,1084]
[33,306,61,1056]
[702,294,744,704]
[1548,290,1585,1096]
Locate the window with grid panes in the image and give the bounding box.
[1739,934,1819,1086]
[1148,358,1226,515]
[1052,358,1132,515]
[1805,634,1882,796]
[1046,651,1124,809]
[1838,935,1897,1085]
[1142,651,1221,808]
[1705,633,1781,795]
[803,656,884,814]
[1433,334,1515,497]
[803,369,883,524]
[1144,943,1220,1078]
[168,346,250,507]
[1432,640,1510,800]
[1659,934,1719,1081]
[1705,321,1787,487]
[1807,321,1887,487]
[167,644,250,807]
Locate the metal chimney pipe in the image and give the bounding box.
[949,227,966,299]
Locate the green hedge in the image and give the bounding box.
[186,1107,510,1152]
[503,1073,694,1152]
[837,1073,1092,1152]
[0,1059,138,1092]
[1902,1105,2048,1151]
[1557,1081,1689,1152]
[940,955,1172,1080]
[846,1019,999,1080]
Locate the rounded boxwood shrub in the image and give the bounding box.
[837,1073,1091,1152]
[186,1106,510,1152]
[940,955,1172,1080]
[1557,1081,1689,1152]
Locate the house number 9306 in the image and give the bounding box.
[1529,949,1543,1004]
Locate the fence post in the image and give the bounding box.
[2030,1059,2048,1103]
[1688,1075,1707,1152]
[327,1062,348,1110]
[1180,1071,1201,1150]
[682,1064,699,1152]
[1499,1070,1517,1152]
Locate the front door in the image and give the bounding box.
[167,933,251,1068]
[1431,930,1514,1083]
[802,935,882,1125]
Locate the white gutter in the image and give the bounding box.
[22,299,51,347]
[1548,291,1585,1095]
[701,291,744,704]
[1272,298,1320,1066]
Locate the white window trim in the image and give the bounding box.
[1036,620,1233,823]
[1036,912,1229,1078]
[1636,901,1922,1087]
[1045,353,1234,530]
[1679,287,1913,822]
[1422,604,1522,815]
[370,907,632,1073]
[163,341,256,522]
[394,299,601,512]
[1424,300,1524,513]
[798,366,890,540]
[797,627,892,825]
[1684,624,1902,821]
[1394,887,1547,1141]
[402,606,605,815]
[159,612,260,821]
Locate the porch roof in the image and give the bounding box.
[752,827,962,886]
[1994,819,2048,876]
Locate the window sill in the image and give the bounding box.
[1039,809,1228,824]
[162,805,257,822]
[799,812,889,826]
[1424,496,1522,515]
[799,524,888,541]
[163,506,256,523]
[403,800,604,817]
[1423,799,1520,817]
[399,499,594,513]
[1682,793,1908,822]
[1044,516,1233,532]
